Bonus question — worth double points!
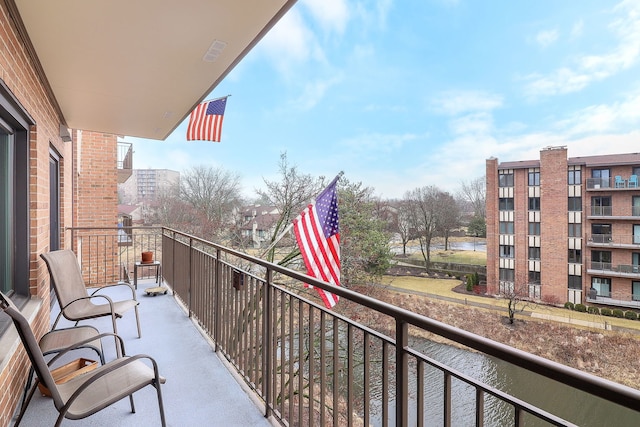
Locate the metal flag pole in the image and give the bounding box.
[259,171,344,259]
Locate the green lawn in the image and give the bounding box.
[407,249,486,265]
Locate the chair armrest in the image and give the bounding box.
[46,332,127,367]
[60,294,116,313]
[90,281,137,300]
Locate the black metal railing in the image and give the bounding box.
[156,227,640,426]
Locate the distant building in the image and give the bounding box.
[119,169,180,205]
[239,205,281,248]
[486,147,640,309]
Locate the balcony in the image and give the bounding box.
[586,177,640,191]
[587,233,640,248]
[586,259,640,278]
[37,227,639,426]
[587,205,640,219]
[117,142,133,183]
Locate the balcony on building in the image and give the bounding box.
[117,141,133,183]
[27,226,634,427]
[586,176,640,191]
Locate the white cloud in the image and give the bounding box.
[303,0,350,35]
[571,19,584,39]
[535,29,559,48]
[341,132,418,154]
[431,90,503,116]
[290,75,343,110]
[523,0,640,97]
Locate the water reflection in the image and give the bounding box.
[369,338,639,426]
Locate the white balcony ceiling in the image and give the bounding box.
[13,0,296,140]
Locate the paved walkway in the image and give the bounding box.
[386,262,640,335]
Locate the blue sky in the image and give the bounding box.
[126,0,640,199]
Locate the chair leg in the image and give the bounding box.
[156,382,167,427]
[134,305,142,338]
[14,378,39,427]
[129,394,136,413]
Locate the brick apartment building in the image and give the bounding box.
[486,146,640,308]
[0,1,295,424]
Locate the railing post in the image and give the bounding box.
[263,268,273,419]
[396,320,408,427]
[214,248,222,352]
[188,237,193,317]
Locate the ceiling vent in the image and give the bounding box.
[203,40,227,62]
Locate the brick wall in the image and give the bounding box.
[485,158,498,294]
[539,147,568,303]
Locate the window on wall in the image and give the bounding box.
[498,172,514,187]
[634,224,640,245]
[528,222,540,235]
[568,169,581,185]
[591,277,611,297]
[568,275,582,290]
[633,167,640,176]
[568,249,582,263]
[568,197,582,211]
[591,250,611,269]
[633,196,640,217]
[499,198,514,210]
[633,281,640,301]
[499,245,514,258]
[528,170,540,186]
[528,271,541,284]
[499,221,514,234]
[591,168,610,188]
[0,82,31,305]
[499,268,514,282]
[568,223,582,237]
[591,223,612,243]
[528,247,540,260]
[528,197,540,211]
[591,196,611,216]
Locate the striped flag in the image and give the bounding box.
[186,97,227,142]
[293,179,340,308]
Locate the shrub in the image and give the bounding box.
[472,271,480,286]
[612,309,624,318]
[564,302,574,310]
[587,306,600,315]
[465,275,473,292]
[574,303,587,312]
[624,311,638,321]
[601,308,613,317]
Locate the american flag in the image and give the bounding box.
[186,97,227,142]
[293,179,340,308]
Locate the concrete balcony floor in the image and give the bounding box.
[13,278,273,427]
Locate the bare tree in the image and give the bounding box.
[459,175,486,219]
[394,199,416,256]
[434,191,461,250]
[256,153,324,262]
[179,165,243,241]
[499,273,532,325]
[404,186,440,267]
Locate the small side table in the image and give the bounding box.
[133,261,161,290]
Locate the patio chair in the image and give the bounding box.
[0,292,166,427]
[41,249,141,338]
[614,175,625,188]
[629,174,638,188]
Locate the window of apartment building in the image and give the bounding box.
[499,245,514,258]
[568,169,581,185]
[634,224,640,245]
[568,248,582,263]
[499,197,514,210]
[633,281,640,301]
[528,197,540,211]
[633,252,640,268]
[528,246,540,260]
[568,197,582,211]
[591,196,611,216]
[498,171,514,187]
[591,223,612,243]
[591,277,611,297]
[528,270,541,284]
[528,222,540,235]
[568,274,582,290]
[568,223,581,237]
[499,268,514,282]
[591,169,610,188]
[499,221,514,234]
[0,82,32,314]
[633,197,640,217]
[591,250,611,268]
[528,170,540,186]
[633,167,640,176]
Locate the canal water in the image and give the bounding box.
[371,339,639,426]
